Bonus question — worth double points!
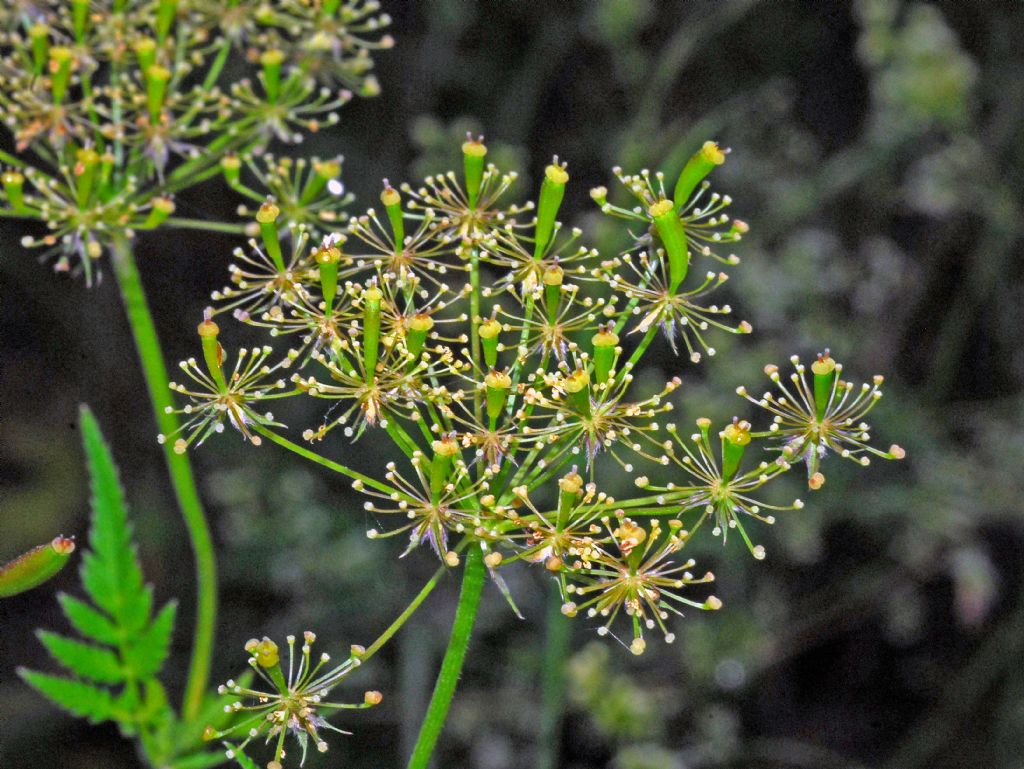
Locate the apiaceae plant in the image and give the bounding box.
[0,0,392,755]
[1,4,906,769]
[161,136,904,766]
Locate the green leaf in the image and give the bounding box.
[57,593,120,645]
[78,406,149,629]
[38,631,124,683]
[19,669,120,723]
[124,601,177,679]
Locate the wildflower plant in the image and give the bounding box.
[0,0,392,742]
[163,136,905,767]
[2,5,906,768]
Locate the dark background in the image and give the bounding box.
[3,1,1024,768]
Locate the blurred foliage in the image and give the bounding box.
[2,0,1023,768]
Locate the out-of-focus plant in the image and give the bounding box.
[169,135,903,767]
[0,0,392,729]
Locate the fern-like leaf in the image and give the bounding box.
[18,670,122,723]
[78,406,149,630]
[124,600,177,679]
[23,406,179,748]
[37,631,124,683]
[57,592,120,645]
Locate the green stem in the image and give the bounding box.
[109,235,216,722]
[407,548,486,769]
[162,217,248,235]
[539,586,571,769]
[251,422,396,494]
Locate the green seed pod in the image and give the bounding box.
[156,0,177,43]
[315,244,341,312]
[260,49,286,103]
[256,201,285,271]
[48,47,75,106]
[323,0,342,16]
[542,262,563,324]
[591,325,619,386]
[811,351,837,421]
[197,313,227,392]
[144,64,172,123]
[721,419,751,482]
[380,183,405,245]
[2,170,27,211]
[479,316,501,369]
[362,285,383,383]
[143,196,175,228]
[556,468,583,529]
[0,537,75,598]
[649,199,689,292]
[245,637,288,693]
[72,0,89,41]
[29,24,49,76]
[220,154,242,186]
[462,136,487,210]
[430,435,460,503]
[406,312,433,359]
[133,37,157,72]
[534,161,568,258]
[299,158,342,205]
[73,148,100,207]
[673,140,725,210]
[484,369,511,428]
[563,368,591,417]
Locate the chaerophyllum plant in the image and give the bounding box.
[0,0,392,737]
[0,4,907,769]
[160,136,906,768]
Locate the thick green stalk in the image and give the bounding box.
[407,548,486,769]
[539,587,571,769]
[109,235,216,721]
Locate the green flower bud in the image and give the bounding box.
[156,0,177,43]
[220,154,241,186]
[29,24,49,76]
[484,368,511,427]
[591,324,619,385]
[563,368,591,417]
[649,198,689,292]
[260,49,286,103]
[2,170,27,211]
[430,434,460,502]
[478,316,501,369]
[462,135,487,210]
[811,350,837,420]
[48,47,75,106]
[133,37,157,72]
[256,201,285,271]
[673,140,725,209]
[0,536,75,598]
[142,196,175,228]
[721,419,751,482]
[315,245,341,311]
[362,285,383,383]
[380,181,404,245]
[406,312,433,359]
[144,64,172,123]
[534,161,568,258]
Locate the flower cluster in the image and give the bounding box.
[168,137,905,660]
[0,0,391,282]
[205,632,381,769]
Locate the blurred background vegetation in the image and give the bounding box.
[2,1,1023,767]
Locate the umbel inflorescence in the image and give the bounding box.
[167,137,906,664]
[0,0,392,282]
